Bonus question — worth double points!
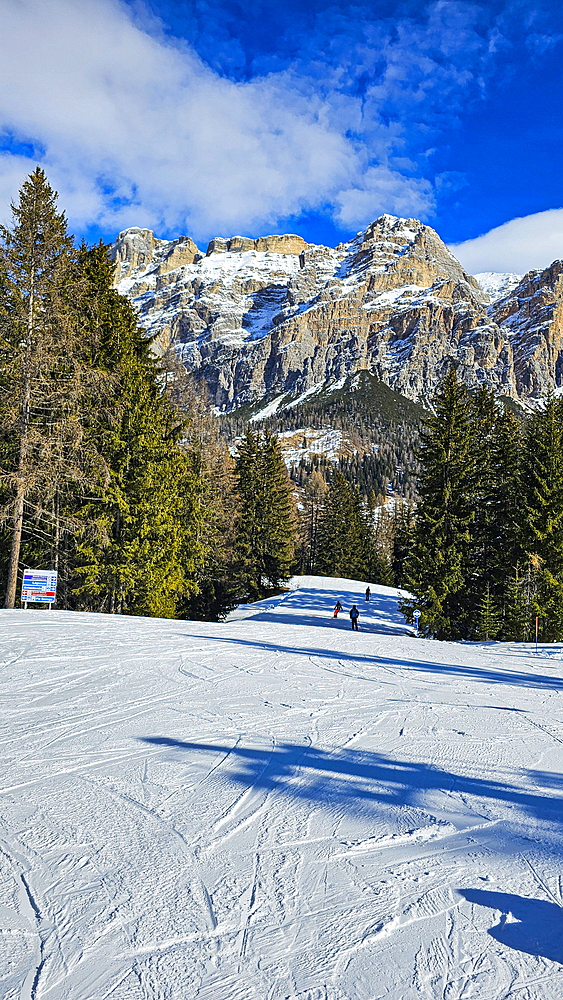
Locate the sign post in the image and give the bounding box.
[413,609,421,638]
[21,569,58,609]
[535,616,539,653]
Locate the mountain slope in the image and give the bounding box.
[113,214,563,409]
[221,370,427,499]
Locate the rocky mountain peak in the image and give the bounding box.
[111,216,563,410]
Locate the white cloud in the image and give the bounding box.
[0,0,496,241]
[335,166,433,228]
[449,209,563,274]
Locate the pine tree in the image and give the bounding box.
[401,367,476,639]
[476,584,500,640]
[300,469,328,573]
[235,427,296,599]
[316,472,369,579]
[72,245,206,617]
[520,396,563,640]
[0,168,107,606]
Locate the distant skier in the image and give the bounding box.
[333,600,343,618]
[365,587,370,602]
[349,605,359,630]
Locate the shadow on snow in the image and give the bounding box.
[138,737,563,828]
[459,889,563,965]
[189,632,563,693]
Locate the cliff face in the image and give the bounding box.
[112,216,563,410]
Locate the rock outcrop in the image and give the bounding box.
[112,215,563,410]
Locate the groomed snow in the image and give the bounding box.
[1,576,563,998]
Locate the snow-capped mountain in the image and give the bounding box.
[112,215,563,409]
[474,271,523,302]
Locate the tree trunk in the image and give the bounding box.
[5,264,34,609]
[4,486,25,608]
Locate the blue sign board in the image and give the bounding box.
[21,569,58,604]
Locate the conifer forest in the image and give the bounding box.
[2,170,563,642]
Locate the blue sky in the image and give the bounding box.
[1,0,563,271]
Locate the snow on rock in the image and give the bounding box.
[113,214,509,411]
[475,271,524,301]
[278,428,346,467]
[2,576,563,998]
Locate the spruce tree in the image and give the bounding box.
[235,427,296,599]
[316,472,369,580]
[73,244,206,617]
[402,367,475,639]
[487,405,522,617]
[520,396,563,640]
[476,584,500,640]
[501,564,530,641]
[463,392,522,636]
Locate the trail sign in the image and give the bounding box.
[413,610,421,619]
[21,569,58,607]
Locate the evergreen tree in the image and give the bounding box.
[235,427,296,599]
[316,472,369,579]
[366,502,394,585]
[476,584,500,640]
[401,368,476,639]
[520,396,563,640]
[163,353,243,621]
[73,244,206,617]
[486,405,522,619]
[300,469,328,573]
[391,500,415,587]
[0,168,106,606]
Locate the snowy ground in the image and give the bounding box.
[1,576,563,1000]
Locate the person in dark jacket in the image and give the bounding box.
[350,605,359,630]
[333,600,343,618]
[365,587,370,601]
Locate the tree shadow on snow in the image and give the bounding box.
[459,889,563,965]
[188,632,563,693]
[239,587,404,631]
[138,737,563,829]
[246,610,410,635]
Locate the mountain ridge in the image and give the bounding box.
[112,214,563,411]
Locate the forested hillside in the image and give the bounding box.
[220,371,426,501]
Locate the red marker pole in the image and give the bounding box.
[536,616,539,653]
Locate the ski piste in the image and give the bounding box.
[2,575,562,998]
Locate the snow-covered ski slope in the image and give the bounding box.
[1,576,563,1000]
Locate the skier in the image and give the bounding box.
[349,605,359,630]
[333,600,343,618]
[365,587,370,602]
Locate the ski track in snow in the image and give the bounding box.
[1,575,563,998]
